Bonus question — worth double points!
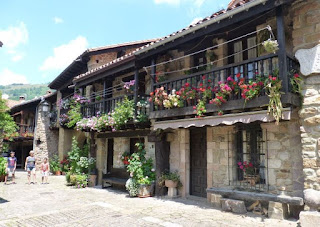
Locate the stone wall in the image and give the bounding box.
[168,129,190,197]
[291,0,320,190]
[96,138,107,184]
[113,137,130,168]
[87,52,117,71]
[58,127,86,160]
[33,104,59,169]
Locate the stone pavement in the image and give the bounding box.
[0,171,298,227]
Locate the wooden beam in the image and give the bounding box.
[276,6,289,92]
[97,129,151,138]
[150,58,156,112]
[207,187,304,206]
[134,68,139,117]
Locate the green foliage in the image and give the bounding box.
[66,101,82,128]
[0,157,7,176]
[112,96,134,130]
[0,91,18,151]
[158,171,182,188]
[126,143,155,185]
[70,174,88,188]
[66,172,71,183]
[67,137,93,174]
[125,178,139,197]
[49,155,61,173]
[0,84,50,101]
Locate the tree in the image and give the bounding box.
[0,91,18,152]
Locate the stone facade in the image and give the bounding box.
[87,52,118,71]
[33,103,59,169]
[291,0,320,190]
[57,127,85,160]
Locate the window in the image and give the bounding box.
[231,124,268,191]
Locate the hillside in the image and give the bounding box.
[0,84,52,101]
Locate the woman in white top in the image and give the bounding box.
[25,151,37,184]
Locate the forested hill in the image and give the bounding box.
[0,84,51,101]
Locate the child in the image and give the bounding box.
[4,151,17,185]
[41,158,50,184]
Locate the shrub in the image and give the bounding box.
[50,155,61,173]
[125,178,139,197]
[66,172,71,184]
[70,174,88,188]
[0,157,7,176]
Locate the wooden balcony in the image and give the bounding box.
[150,54,300,120]
[17,124,34,139]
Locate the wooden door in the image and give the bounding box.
[107,139,114,173]
[190,128,207,197]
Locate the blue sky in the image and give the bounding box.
[0,0,230,86]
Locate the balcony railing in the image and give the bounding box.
[18,124,34,138]
[150,53,300,119]
[81,94,149,118]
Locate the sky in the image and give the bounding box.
[0,0,230,86]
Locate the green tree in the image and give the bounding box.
[0,91,18,152]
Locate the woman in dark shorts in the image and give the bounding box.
[25,151,37,184]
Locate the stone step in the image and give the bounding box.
[221,198,247,214]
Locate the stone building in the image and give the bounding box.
[67,0,320,221]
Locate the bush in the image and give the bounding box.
[125,178,139,197]
[66,172,71,184]
[70,174,88,188]
[50,155,61,173]
[0,157,7,176]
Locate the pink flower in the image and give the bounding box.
[239,165,244,170]
[237,162,242,166]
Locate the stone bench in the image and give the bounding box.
[102,168,129,190]
[207,187,304,219]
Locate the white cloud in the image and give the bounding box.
[154,0,180,6]
[0,68,28,85]
[53,17,64,24]
[39,36,88,71]
[11,53,24,62]
[190,17,202,25]
[0,22,28,49]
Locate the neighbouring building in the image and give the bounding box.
[7,92,58,169]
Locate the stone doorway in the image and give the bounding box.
[190,127,207,198]
[107,139,114,173]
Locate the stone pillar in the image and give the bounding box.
[96,138,107,185]
[34,102,59,169]
[179,129,190,197]
[292,0,320,191]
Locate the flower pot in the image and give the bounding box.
[55,171,61,176]
[165,180,178,188]
[0,175,5,182]
[138,184,154,198]
[244,175,260,186]
[88,174,97,187]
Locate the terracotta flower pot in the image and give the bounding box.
[0,175,5,182]
[55,171,61,176]
[138,184,154,198]
[88,174,97,187]
[165,180,178,188]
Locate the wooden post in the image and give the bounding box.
[276,6,288,93]
[134,68,139,118]
[103,79,107,113]
[90,131,96,158]
[150,58,156,111]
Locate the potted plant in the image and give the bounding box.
[237,161,260,186]
[126,143,156,198]
[125,178,139,197]
[50,156,61,175]
[159,171,182,197]
[0,157,7,182]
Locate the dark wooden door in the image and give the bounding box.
[190,128,207,197]
[107,139,114,173]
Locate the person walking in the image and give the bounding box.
[25,151,37,184]
[4,151,17,185]
[41,158,50,184]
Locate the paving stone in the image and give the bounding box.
[221,198,247,214]
[0,171,298,227]
[299,211,320,227]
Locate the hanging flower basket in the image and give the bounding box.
[262,39,279,54]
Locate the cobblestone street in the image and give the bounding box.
[0,171,298,227]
